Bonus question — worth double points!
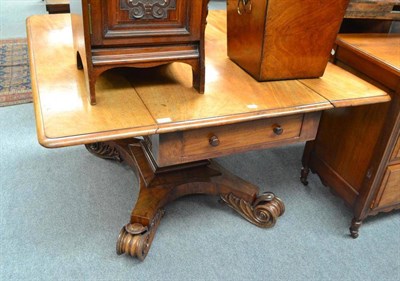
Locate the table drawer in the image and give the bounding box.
[149,112,321,166]
[373,164,400,209]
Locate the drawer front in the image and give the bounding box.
[180,114,303,155]
[391,136,400,162]
[153,112,321,166]
[374,164,400,209]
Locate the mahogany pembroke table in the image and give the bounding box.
[27,11,389,260]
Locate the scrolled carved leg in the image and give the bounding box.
[85,142,122,162]
[220,192,285,228]
[349,218,362,239]
[116,209,165,261]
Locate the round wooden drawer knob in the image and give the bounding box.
[273,125,283,135]
[209,135,220,147]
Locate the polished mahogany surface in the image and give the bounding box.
[26,11,389,148]
[336,34,400,73]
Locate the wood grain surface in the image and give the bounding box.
[27,11,389,148]
[27,15,157,147]
[336,34,400,73]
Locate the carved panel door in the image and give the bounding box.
[89,0,204,46]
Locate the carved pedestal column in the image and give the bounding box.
[86,138,285,260]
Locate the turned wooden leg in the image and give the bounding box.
[300,141,315,186]
[300,167,310,186]
[85,138,285,261]
[350,218,362,239]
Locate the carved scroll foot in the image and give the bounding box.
[116,209,165,261]
[85,142,122,162]
[220,192,285,228]
[349,218,362,239]
[300,166,310,186]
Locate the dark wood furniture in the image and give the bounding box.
[301,34,400,238]
[227,0,350,81]
[26,11,389,260]
[46,0,70,14]
[70,0,209,105]
[340,0,400,33]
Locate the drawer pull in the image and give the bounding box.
[209,135,220,147]
[273,125,283,135]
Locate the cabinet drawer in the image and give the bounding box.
[391,136,400,162]
[374,164,400,209]
[149,112,321,166]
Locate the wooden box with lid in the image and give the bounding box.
[70,0,209,105]
[227,0,350,81]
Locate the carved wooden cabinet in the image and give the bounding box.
[301,34,400,238]
[70,0,209,104]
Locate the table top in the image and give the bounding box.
[336,33,400,76]
[26,10,389,148]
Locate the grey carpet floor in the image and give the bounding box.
[1,104,399,281]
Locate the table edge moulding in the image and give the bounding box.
[27,10,390,260]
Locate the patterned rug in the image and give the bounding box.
[0,39,32,107]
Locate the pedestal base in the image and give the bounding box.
[86,138,285,260]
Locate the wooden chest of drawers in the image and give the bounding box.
[345,0,400,19]
[46,0,70,14]
[147,112,321,167]
[340,0,400,33]
[227,0,350,81]
[301,34,400,238]
[70,0,208,104]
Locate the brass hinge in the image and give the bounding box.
[88,3,93,35]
